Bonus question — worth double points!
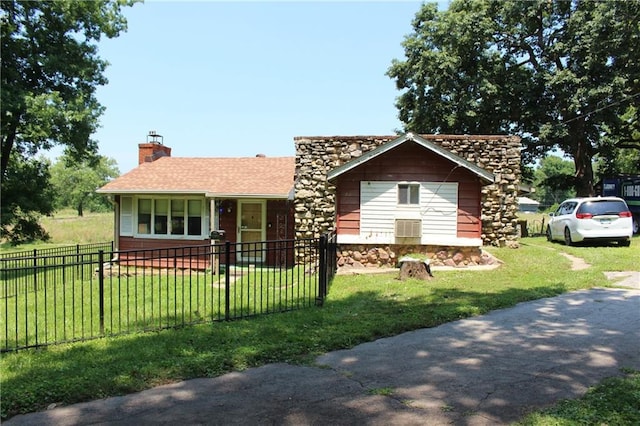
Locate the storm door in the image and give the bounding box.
[238,200,265,263]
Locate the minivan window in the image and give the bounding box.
[558,202,577,215]
[578,200,628,216]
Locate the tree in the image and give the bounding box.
[50,154,119,216]
[387,0,640,197]
[532,156,576,210]
[1,0,136,242]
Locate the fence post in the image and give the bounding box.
[224,241,231,320]
[317,234,327,306]
[98,250,105,335]
[32,249,37,292]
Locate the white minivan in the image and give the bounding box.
[546,197,633,247]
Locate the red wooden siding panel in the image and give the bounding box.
[337,211,360,234]
[265,199,295,266]
[457,179,481,238]
[335,178,361,234]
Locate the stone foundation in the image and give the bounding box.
[337,244,500,269]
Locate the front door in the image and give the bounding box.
[238,200,265,262]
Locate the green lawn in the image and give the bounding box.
[517,369,640,426]
[1,235,638,422]
[2,265,320,350]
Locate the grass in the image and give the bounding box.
[40,210,114,244]
[2,265,320,350]
[0,210,113,252]
[517,370,640,425]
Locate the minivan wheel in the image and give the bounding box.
[564,228,573,246]
[546,226,553,242]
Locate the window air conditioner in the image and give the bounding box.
[395,219,422,238]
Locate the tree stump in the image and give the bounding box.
[398,259,433,281]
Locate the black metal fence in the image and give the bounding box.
[0,242,114,261]
[1,234,337,352]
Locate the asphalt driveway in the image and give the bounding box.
[6,286,640,426]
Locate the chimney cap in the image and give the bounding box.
[147,130,163,144]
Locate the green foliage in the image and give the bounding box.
[532,156,577,209]
[595,146,640,179]
[0,0,137,241]
[0,153,53,244]
[50,154,119,216]
[388,0,640,196]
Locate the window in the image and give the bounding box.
[136,197,203,237]
[398,183,420,205]
[188,200,202,236]
[171,200,185,235]
[120,196,133,235]
[578,200,629,216]
[154,199,168,234]
[557,202,577,216]
[138,199,152,234]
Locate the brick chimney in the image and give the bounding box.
[138,131,171,164]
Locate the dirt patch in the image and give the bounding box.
[559,252,591,271]
[556,252,638,289]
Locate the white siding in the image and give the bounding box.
[120,196,133,236]
[360,182,396,238]
[420,183,458,236]
[359,181,458,244]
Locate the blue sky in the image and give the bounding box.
[80,1,441,174]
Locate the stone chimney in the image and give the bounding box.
[138,131,171,164]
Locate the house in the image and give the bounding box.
[97,134,296,267]
[99,132,522,269]
[518,196,540,214]
[293,133,522,267]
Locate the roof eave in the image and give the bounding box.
[96,188,292,199]
[96,189,209,195]
[205,193,291,199]
[327,133,495,184]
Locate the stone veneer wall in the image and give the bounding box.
[293,134,521,265]
[337,245,501,269]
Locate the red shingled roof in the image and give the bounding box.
[97,157,295,198]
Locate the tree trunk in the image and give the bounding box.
[399,260,433,281]
[1,117,19,181]
[77,202,84,217]
[571,127,595,197]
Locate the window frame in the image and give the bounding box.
[397,183,420,205]
[133,196,205,239]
